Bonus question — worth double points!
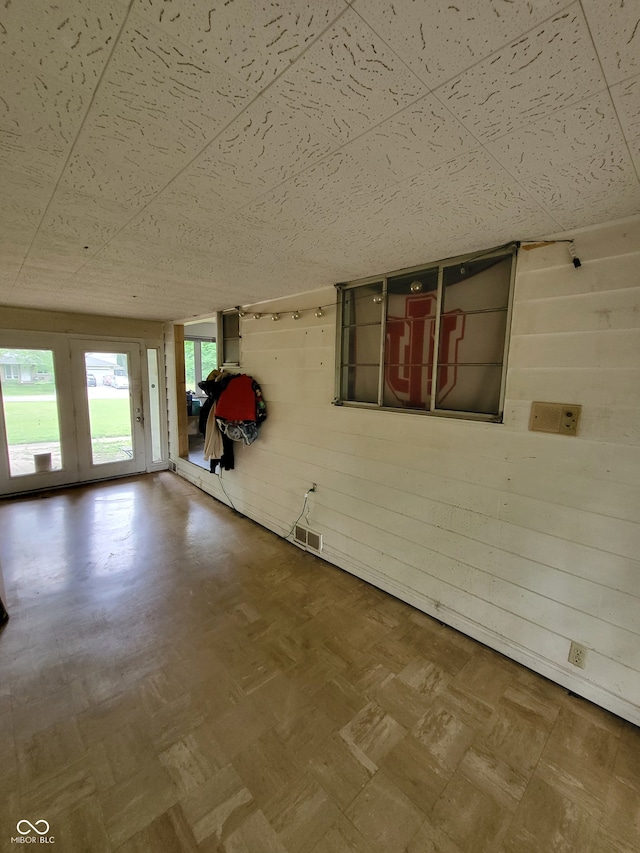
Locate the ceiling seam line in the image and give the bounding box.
[349,0,579,100]
[577,0,640,185]
[55,2,354,287]
[11,0,138,288]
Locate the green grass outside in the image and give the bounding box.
[3,399,132,444]
[1,382,57,397]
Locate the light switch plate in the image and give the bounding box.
[529,402,581,436]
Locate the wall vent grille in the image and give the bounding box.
[293,524,323,553]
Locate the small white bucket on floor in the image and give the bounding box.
[34,452,52,473]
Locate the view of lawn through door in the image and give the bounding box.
[0,348,136,476]
[84,352,134,465]
[0,348,63,476]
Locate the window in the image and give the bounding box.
[336,244,516,420]
[219,310,240,366]
[3,364,19,380]
[184,337,217,387]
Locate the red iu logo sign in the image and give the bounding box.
[385,293,465,407]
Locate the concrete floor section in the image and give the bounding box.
[0,472,638,852]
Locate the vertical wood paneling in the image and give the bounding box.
[172,221,640,724]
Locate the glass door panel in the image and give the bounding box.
[71,341,145,481]
[84,352,134,465]
[0,348,64,477]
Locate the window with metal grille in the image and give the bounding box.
[336,244,517,421]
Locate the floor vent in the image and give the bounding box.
[293,524,323,553]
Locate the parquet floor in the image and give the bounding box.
[0,472,638,852]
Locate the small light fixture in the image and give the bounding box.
[373,295,383,304]
[314,307,324,318]
[410,280,422,292]
[460,265,465,275]
[253,313,262,320]
[569,241,581,268]
[236,306,247,317]
[271,313,280,321]
[292,310,301,320]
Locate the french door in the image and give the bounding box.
[0,334,147,496]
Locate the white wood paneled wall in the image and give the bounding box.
[173,217,640,724]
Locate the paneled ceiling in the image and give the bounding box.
[1,0,639,321]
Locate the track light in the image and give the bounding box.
[292,310,301,320]
[372,296,383,304]
[237,307,247,317]
[271,313,280,321]
[252,313,262,319]
[410,281,422,292]
[314,307,324,317]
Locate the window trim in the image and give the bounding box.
[335,243,518,423]
[217,310,240,368]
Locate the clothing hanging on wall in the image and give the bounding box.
[198,370,266,472]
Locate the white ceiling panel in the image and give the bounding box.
[581,0,640,86]
[611,75,640,174]
[162,97,339,212]
[344,93,478,184]
[131,0,349,90]
[520,150,640,230]
[0,0,128,91]
[486,91,627,176]
[1,0,639,320]
[436,5,606,142]
[0,56,89,182]
[0,168,55,231]
[352,0,569,90]
[267,8,427,143]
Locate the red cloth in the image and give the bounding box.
[215,374,256,422]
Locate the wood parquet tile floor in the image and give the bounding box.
[1,472,638,852]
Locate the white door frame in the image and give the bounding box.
[70,339,146,482]
[0,332,151,496]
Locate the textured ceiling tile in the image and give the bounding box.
[267,8,426,142]
[0,167,55,230]
[0,56,89,181]
[0,0,127,92]
[18,232,93,276]
[53,12,260,215]
[343,93,478,184]
[581,0,640,85]
[100,13,257,150]
[248,148,397,232]
[148,96,340,223]
[0,226,35,289]
[38,191,131,250]
[185,98,338,205]
[60,146,168,211]
[520,150,640,230]
[353,0,568,89]
[436,6,605,142]
[402,149,541,218]
[610,75,640,174]
[486,91,626,177]
[131,0,348,89]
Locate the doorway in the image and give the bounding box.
[0,334,149,496]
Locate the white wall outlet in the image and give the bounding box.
[568,641,587,669]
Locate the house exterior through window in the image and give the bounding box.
[336,244,517,421]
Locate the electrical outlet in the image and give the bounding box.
[568,641,587,669]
